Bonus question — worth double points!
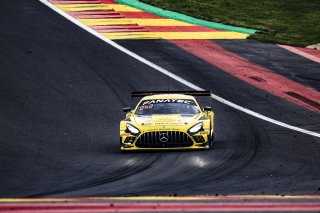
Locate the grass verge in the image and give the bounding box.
[140,0,320,46]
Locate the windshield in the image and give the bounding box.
[135,99,200,115]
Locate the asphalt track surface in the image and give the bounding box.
[0,0,320,198]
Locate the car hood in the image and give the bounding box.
[133,114,200,127]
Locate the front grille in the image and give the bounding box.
[135,131,194,148]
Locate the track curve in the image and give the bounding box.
[0,0,319,198]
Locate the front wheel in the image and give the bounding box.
[208,133,214,149]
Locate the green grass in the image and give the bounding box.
[140,0,320,46]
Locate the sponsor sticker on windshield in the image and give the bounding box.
[139,104,154,110]
[136,99,199,115]
[141,99,195,106]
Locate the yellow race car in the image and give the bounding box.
[120,91,214,151]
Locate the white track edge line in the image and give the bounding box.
[39,0,320,138]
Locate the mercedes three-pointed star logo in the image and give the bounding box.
[159,133,168,142]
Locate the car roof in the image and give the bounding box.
[141,94,196,100]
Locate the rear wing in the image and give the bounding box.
[131,91,211,98]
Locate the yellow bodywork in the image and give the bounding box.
[120,94,214,151]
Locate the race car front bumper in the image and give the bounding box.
[120,130,210,151]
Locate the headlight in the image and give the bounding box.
[188,123,203,135]
[126,124,140,135]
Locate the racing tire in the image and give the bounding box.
[208,134,214,149]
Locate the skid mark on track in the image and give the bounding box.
[29,155,161,197]
[39,0,320,138]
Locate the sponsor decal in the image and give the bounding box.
[139,104,154,110]
[147,128,180,131]
[142,99,194,105]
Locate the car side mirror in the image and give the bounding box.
[123,107,131,112]
[203,106,212,111]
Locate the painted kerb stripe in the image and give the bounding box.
[1,195,320,202]
[1,203,320,212]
